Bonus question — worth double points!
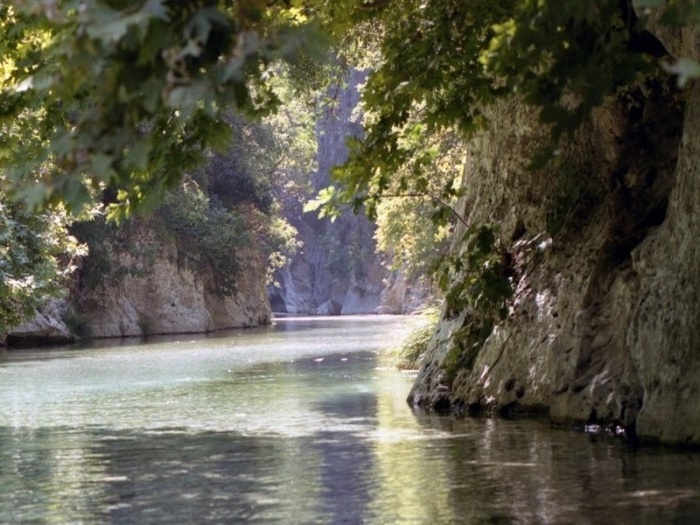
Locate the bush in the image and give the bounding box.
[384,307,440,370]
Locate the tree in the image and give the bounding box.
[0,193,86,336]
[1,1,698,218]
[0,1,333,217]
[318,0,686,219]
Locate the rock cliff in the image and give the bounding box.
[67,218,271,339]
[0,213,272,346]
[270,69,389,315]
[409,25,700,444]
[6,299,74,346]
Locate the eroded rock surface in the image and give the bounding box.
[410,25,700,444]
[6,300,74,346]
[270,69,388,315]
[71,220,270,338]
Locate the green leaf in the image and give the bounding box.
[90,153,114,178]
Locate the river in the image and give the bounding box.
[0,316,698,523]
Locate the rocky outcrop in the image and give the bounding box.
[409,24,700,444]
[71,219,270,338]
[378,271,433,315]
[6,300,74,346]
[270,69,388,315]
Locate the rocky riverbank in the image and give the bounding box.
[409,22,700,445]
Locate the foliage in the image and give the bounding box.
[436,225,514,379]
[384,306,440,370]
[0,194,86,336]
[372,126,465,278]
[69,64,315,299]
[160,178,249,295]
[201,74,315,285]
[263,215,301,286]
[0,0,330,216]
[374,196,450,276]
[0,0,698,217]
[308,0,700,220]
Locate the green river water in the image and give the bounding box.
[0,316,698,524]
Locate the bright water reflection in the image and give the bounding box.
[0,316,699,523]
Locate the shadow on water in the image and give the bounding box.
[3,418,700,524]
[2,317,700,523]
[312,391,378,525]
[0,426,331,523]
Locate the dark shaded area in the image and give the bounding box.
[3,419,700,524]
[312,392,377,524]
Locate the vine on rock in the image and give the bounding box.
[435,225,514,381]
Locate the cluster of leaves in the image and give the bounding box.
[0,0,327,216]
[159,179,249,295]
[67,71,313,323]
[435,225,513,378]
[374,195,453,278]
[317,0,671,216]
[372,126,465,278]
[3,0,700,214]
[0,196,86,335]
[263,215,302,286]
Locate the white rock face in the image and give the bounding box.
[378,271,433,315]
[74,224,270,338]
[7,300,74,345]
[409,28,700,444]
[271,69,390,316]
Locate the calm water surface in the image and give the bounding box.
[0,316,698,524]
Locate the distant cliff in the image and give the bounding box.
[269,69,386,315]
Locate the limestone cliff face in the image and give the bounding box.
[6,299,74,346]
[410,26,700,444]
[270,69,389,315]
[71,219,270,338]
[377,270,433,315]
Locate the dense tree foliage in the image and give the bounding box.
[0,0,329,217]
[1,0,698,335]
[2,1,697,212]
[0,196,85,335]
[372,126,464,280]
[319,0,691,217]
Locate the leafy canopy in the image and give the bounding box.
[316,0,680,219]
[3,0,696,218]
[0,194,86,335]
[0,0,337,217]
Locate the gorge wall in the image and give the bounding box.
[269,69,389,315]
[409,24,700,444]
[7,216,271,344]
[74,219,270,338]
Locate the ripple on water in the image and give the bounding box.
[1,317,700,523]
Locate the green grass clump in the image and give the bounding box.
[385,307,440,370]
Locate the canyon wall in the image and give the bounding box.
[269,69,390,315]
[7,217,270,344]
[410,25,700,444]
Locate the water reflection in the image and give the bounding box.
[0,317,699,523]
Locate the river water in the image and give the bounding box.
[0,316,698,524]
